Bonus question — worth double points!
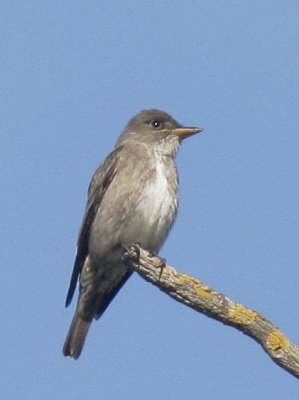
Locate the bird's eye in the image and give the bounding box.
[151,120,163,129]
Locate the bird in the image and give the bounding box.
[63,109,202,359]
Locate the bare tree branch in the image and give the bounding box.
[122,244,299,379]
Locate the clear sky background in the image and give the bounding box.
[1,1,299,399]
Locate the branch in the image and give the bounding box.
[122,244,299,379]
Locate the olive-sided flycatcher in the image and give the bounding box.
[63,109,202,358]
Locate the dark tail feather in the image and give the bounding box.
[63,311,91,359]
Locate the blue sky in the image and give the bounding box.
[1,1,299,398]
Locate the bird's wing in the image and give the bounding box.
[65,146,123,307]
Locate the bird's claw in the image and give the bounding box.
[147,251,166,280]
[157,256,166,280]
[122,243,141,270]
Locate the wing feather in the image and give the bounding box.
[65,146,123,307]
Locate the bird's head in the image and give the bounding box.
[116,109,202,156]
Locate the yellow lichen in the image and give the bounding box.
[179,274,213,298]
[267,330,290,351]
[228,303,258,325]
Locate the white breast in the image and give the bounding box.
[136,153,178,251]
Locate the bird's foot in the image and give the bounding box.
[122,244,166,280]
[146,251,166,280]
[156,256,166,280]
[122,243,141,270]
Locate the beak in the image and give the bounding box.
[172,126,203,140]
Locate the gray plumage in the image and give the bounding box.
[63,109,201,358]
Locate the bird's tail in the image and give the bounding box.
[63,311,91,359]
